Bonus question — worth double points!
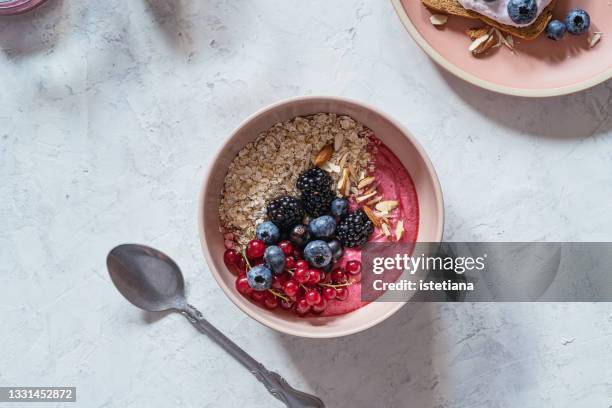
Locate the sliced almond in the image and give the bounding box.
[590,32,603,48]
[313,144,334,167]
[356,190,377,203]
[321,161,341,173]
[358,176,376,190]
[395,220,404,241]
[337,168,350,196]
[375,200,399,213]
[338,152,349,169]
[366,195,383,205]
[466,26,490,41]
[430,14,448,26]
[363,206,382,228]
[381,223,392,239]
[470,30,498,55]
[334,134,344,151]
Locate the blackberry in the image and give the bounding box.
[336,210,374,248]
[301,189,335,218]
[266,196,304,231]
[296,167,333,194]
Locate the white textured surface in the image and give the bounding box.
[1,1,612,407]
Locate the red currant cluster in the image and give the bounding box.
[224,239,362,316]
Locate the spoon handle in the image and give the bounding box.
[182,304,325,408]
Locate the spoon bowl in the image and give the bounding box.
[107,244,186,312]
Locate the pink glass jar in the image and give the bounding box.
[0,0,48,15]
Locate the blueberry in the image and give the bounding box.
[247,265,273,291]
[565,8,590,35]
[255,221,280,245]
[304,240,333,268]
[330,198,349,219]
[308,215,336,239]
[327,239,343,261]
[545,20,566,41]
[507,0,537,25]
[264,245,286,275]
[289,224,310,248]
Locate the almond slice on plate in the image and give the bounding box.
[430,14,448,26]
[590,32,603,48]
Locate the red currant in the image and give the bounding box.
[283,280,299,297]
[264,292,279,309]
[235,274,252,295]
[346,260,362,275]
[335,286,348,301]
[295,298,311,316]
[272,275,286,290]
[251,290,266,302]
[246,239,266,259]
[280,298,294,310]
[312,297,327,313]
[305,290,322,306]
[322,287,336,300]
[295,260,309,270]
[331,269,348,284]
[224,249,240,271]
[285,256,296,270]
[278,240,294,256]
[294,267,310,284]
[307,269,322,284]
[236,256,247,273]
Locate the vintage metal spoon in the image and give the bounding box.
[106,244,324,408]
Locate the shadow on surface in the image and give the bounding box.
[439,66,612,140]
[0,0,64,59]
[274,303,437,408]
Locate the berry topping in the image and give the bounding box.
[565,8,590,35]
[322,287,336,301]
[307,215,337,239]
[280,298,294,310]
[293,267,310,284]
[266,196,304,231]
[335,286,349,301]
[301,189,336,218]
[330,197,349,218]
[283,279,299,297]
[224,249,241,273]
[304,240,333,268]
[545,19,566,41]
[285,256,296,271]
[295,298,311,316]
[255,221,281,245]
[264,292,279,309]
[235,273,253,295]
[346,260,362,275]
[307,268,322,284]
[296,167,333,193]
[305,290,322,306]
[295,259,309,270]
[246,239,266,259]
[264,245,286,274]
[289,224,310,248]
[246,265,273,291]
[278,240,294,256]
[507,0,538,25]
[251,290,267,303]
[327,239,344,261]
[331,268,348,284]
[312,297,327,313]
[336,210,374,248]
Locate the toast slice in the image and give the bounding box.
[422,0,557,40]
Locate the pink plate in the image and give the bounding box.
[392,0,612,97]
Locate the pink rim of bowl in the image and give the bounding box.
[198,96,444,338]
[0,0,48,15]
[391,0,612,97]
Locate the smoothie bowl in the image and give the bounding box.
[199,97,443,338]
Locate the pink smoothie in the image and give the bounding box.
[321,137,419,316]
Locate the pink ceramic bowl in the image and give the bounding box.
[0,0,48,15]
[198,96,444,338]
[392,0,612,97]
